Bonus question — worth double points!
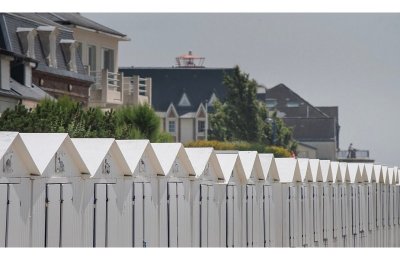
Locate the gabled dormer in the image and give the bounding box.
[16,27,37,59]
[37,26,58,68]
[178,92,191,107]
[60,39,77,72]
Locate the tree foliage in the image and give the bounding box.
[209,66,296,151]
[0,96,172,142]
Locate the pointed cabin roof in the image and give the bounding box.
[382,166,388,184]
[373,165,384,183]
[297,159,313,182]
[358,163,369,183]
[215,153,246,184]
[347,163,363,183]
[151,143,194,176]
[258,153,279,181]
[71,138,118,176]
[330,161,342,183]
[339,162,351,183]
[363,163,375,183]
[387,168,394,185]
[0,132,37,175]
[185,147,224,180]
[115,140,163,175]
[309,159,323,182]
[320,160,333,182]
[274,158,302,183]
[238,151,264,180]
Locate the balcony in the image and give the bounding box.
[122,75,152,106]
[89,69,123,107]
[337,149,374,163]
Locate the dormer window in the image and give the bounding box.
[178,92,191,107]
[208,92,218,106]
[60,39,77,72]
[265,98,277,108]
[16,28,37,59]
[37,26,58,68]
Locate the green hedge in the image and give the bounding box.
[185,140,292,158]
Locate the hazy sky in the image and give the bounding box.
[83,13,400,167]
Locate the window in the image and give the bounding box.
[265,98,277,108]
[168,121,176,133]
[102,48,114,71]
[77,42,82,60]
[178,93,191,107]
[198,120,205,133]
[88,45,96,72]
[286,101,300,107]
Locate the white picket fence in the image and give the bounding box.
[0,131,399,247]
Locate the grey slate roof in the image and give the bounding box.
[283,117,336,142]
[0,13,93,83]
[10,79,53,101]
[37,13,127,38]
[119,67,235,115]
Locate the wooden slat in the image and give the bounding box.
[246,185,253,247]
[107,184,118,247]
[177,182,186,247]
[168,183,178,247]
[94,184,107,247]
[289,186,296,247]
[46,184,61,247]
[144,182,155,247]
[200,184,208,247]
[61,184,74,247]
[226,185,234,247]
[133,182,144,247]
[0,185,8,247]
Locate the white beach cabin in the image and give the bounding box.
[185,147,225,247]
[363,163,376,247]
[320,160,334,247]
[347,163,363,247]
[116,139,163,247]
[20,133,89,247]
[339,162,351,247]
[297,158,314,247]
[151,143,195,247]
[71,138,130,247]
[274,158,302,247]
[258,153,280,247]
[330,161,343,247]
[215,152,246,247]
[309,159,324,247]
[0,132,35,247]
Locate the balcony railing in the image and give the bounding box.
[89,69,123,106]
[337,150,370,159]
[123,75,152,106]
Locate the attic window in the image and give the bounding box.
[265,98,277,108]
[208,93,218,106]
[286,101,299,107]
[37,26,58,68]
[60,39,77,72]
[16,28,37,59]
[178,93,191,107]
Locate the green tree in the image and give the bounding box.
[209,66,295,150]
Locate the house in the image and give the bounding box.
[258,84,340,160]
[0,48,52,115]
[0,13,94,105]
[119,52,234,143]
[37,13,152,109]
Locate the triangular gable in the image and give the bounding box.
[208,92,218,107]
[185,147,217,179]
[339,162,351,183]
[20,133,68,175]
[151,143,194,176]
[297,159,313,182]
[382,166,388,184]
[347,163,362,183]
[330,161,342,183]
[387,168,394,185]
[258,153,279,182]
[178,92,191,107]
[196,103,206,118]
[275,158,302,183]
[364,163,375,183]
[393,166,398,184]
[320,160,333,182]
[238,151,264,181]
[373,165,384,183]
[309,159,323,182]
[71,138,116,177]
[166,103,178,118]
[115,140,163,176]
[358,163,369,183]
[0,132,37,177]
[215,153,247,184]
[397,169,400,185]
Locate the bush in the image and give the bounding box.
[185,140,293,157]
